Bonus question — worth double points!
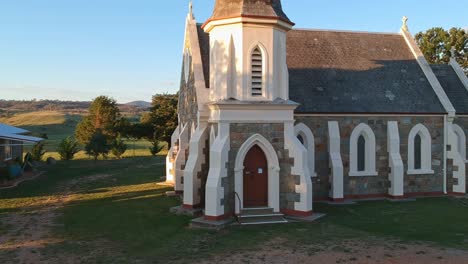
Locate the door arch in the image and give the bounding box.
[234,134,280,214]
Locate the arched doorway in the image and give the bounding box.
[243,145,268,207]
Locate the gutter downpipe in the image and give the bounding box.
[443,114,447,194]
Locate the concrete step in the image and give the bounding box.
[241,207,274,216]
[238,209,288,225]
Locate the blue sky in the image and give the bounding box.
[0,0,466,103]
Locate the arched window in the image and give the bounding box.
[414,134,422,170]
[251,47,263,97]
[408,124,433,174]
[349,123,377,176]
[294,123,316,177]
[357,135,366,172]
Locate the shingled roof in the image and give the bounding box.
[195,27,448,114]
[207,0,292,25]
[431,64,468,114]
[287,29,446,114]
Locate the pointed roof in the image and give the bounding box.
[207,0,293,25]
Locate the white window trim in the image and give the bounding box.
[294,123,317,177]
[4,140,13,161]
[452,124,466,162]
[407,124,434,175]
[349,123,378,177]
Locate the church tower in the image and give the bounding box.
[197,0,313,221]
[203,0,294,101]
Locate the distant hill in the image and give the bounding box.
[125,101,151,108]
[0,99,150,117]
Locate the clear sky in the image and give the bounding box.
[0,0,466,103]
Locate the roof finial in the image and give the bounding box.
[188,0,194,20]
[450,46,456,59]
[401,16,409,31]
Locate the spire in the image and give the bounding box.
[188,0,195,20]
[208,0,293,25]
[401,16,409,31]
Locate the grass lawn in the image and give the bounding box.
[0,111,166,160]
[1,157,468,263]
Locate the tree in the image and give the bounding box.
[75,96,123,145]
[140,94,178,146]
[57,137,80,161]
[111,135,127,159]
[85,130,111,161]
[415,27,467,75]
[149,139,164,156]
[31,142,47,161]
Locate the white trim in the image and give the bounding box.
[234,134,280,214]
[453,124,466,161]
[294,113,445,117]
[328,121,344,200]
[294,123,317,177]
[407,124,434,175]
[400,29,456,117]
[183,124,209,207]
[349,123,378,177]
[205,123,230,217]
[449,59,468,92]
[203,17,293,33]
[387,121,404,197]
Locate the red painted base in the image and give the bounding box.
[448,192,465,197]
[204,212,233,222]
[175,190,183,195]
[281,209,313,217]
[182,204,201,209]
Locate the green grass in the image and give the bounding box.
[1,157,468,263]
[0,110,166,160]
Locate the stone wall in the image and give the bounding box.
[295,115,445,199]
[178,58,198,135]
[225,123,296,214]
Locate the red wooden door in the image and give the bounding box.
[243,145,268,207]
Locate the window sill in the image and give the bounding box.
[349,171,378,177]
[407,169,434,175]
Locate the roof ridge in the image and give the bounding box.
[292,28,401,36]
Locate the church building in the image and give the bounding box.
[166,0,468,225]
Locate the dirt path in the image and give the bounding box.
[202,239,468,264]
[0,174,113,264]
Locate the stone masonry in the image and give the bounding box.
[295,115,445,199]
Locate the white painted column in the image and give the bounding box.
[205,123,230,219]
[387,121,404,197]
[174,124,190,192]
[284,121,313,214]
[328,121,344,201]
[183,124,208,207]
[165,125,180,185]
[448,122,466,194]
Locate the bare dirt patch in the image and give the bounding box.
[202,238,468,264]
[0,173,115,264]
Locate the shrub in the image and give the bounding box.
[111,135,127,159]
[31,142,47,161]
[57,137,80,161]
[149,139,164,156]
[85,130,110,161]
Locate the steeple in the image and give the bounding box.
[188,0,195,20]
[207,0,293,25]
